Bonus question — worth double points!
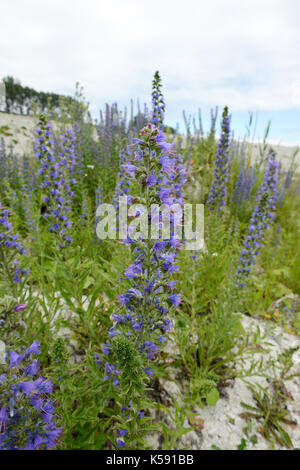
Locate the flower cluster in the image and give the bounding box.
[35,115,77,247]
[59,128,77,185]
[115,126,186,337]
[207,106,231,211]
[0,202,28,284]
[236,151,279,286]
[0,340,61,450]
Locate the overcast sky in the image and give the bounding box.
[1,0,300,144]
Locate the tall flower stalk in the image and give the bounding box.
[98,122,186,448]
[35,115,77,247]
[232,163,257,215]
[207,106,231,211]
[0,202,28,295]
[151,71,165,128]
[111,72,163,208]
[235,151,279,286]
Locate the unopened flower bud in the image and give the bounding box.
[14,304,27,312]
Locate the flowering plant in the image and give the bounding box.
[207,106,231,212]
[236,151,279,286]
[0,202,29,292]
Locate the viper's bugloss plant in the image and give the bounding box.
[56,127,78,246]
[59,128,77,190]
[207,106,231,211]
[97,114,186,447]
[236,151,280,286]
[232,164,257,215]
[0,340,61,450]
[0,202,29,290]
[35,115,77,247]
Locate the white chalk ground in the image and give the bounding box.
[0,112,46,155]
[146,315,300,450]
[0,112,299,170]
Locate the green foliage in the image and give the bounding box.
[240,381,294,449]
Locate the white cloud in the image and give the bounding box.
[0,0,300,119]
[291,80,300,106]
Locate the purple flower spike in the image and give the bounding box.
[236,151,279,285]
[96,73,184,428]
[207,106,231,212]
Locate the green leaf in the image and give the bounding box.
[206,389,220,406]
[273,422,293,449]
[237,438,247,450]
